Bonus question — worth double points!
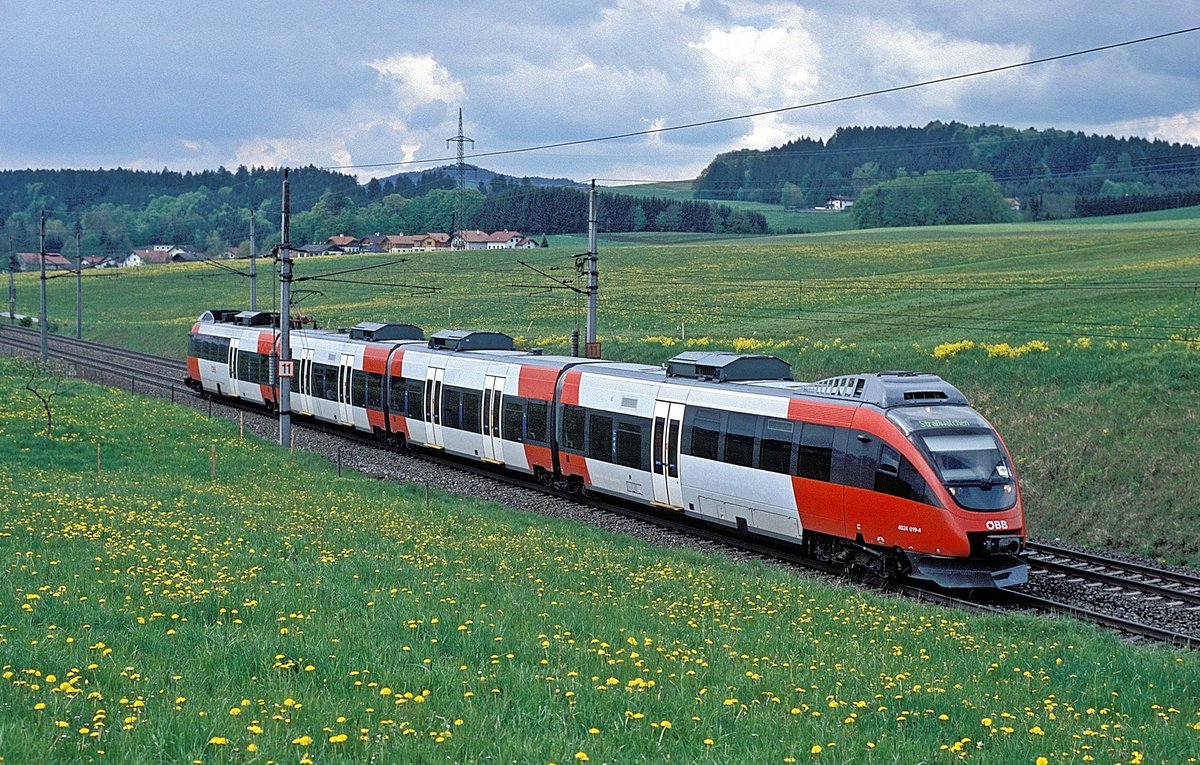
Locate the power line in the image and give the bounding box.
[324,25,1200,173]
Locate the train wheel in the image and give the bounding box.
[535,468,554,487]
[565,476,584,495]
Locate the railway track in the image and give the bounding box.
[1026,540,1200,608]
[3,325,1197,648]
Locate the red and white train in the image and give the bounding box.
[186,309,1027,588]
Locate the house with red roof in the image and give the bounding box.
[452,230,491,250]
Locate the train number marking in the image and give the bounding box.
[897,525,922,533]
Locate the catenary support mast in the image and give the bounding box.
[278,170,293,448]
[249,209,257,311]
[585,180,600,358]
[39,210,47,361]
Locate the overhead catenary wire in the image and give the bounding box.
[323,25,1200,173]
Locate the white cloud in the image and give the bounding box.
[688,21,822,106]
[366,53,464,110]
[851,18,1033,110]
[1091,110,1200,146]
[233,135,353,172]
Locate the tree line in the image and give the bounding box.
[1,166,764,261]
[694,121,1200,220]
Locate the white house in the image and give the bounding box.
[452,230,491,250]
[485,230,526,249]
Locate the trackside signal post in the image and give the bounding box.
[278,169,294,448]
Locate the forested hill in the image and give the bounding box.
[694,122,1200,210]
[0,166,360,217]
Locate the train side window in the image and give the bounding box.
[688,409,721,461]
[405,378,423,418]
[759,418,795,474]
[588,413,614,462]
[351,370,368,407]
[312,363,338,400]
[526,400,549,444]
[366,372,384,408]
[442,388,463,430]
[560,405,585,451]
[875,445,928,502]
[502,397,525,442]
[462,390,482,433]
[724,412,757,468]
[798,423,834,482]
[615,420,646,470]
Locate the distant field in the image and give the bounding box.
[1,359,1197,764]
[8,207,1200,564]
[601,180,856,233]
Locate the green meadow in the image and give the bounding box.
[1,360,1197,764]
[7,208,1200,565]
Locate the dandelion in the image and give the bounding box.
[292,734,313,746]
[575,752,590,762]
[810,744,822,754]
[207,736,228,746]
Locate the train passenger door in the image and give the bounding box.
[296,347,314,415]
[651,400,686,509]
[226,338,241,397]
[336,352,355,424]
[481,374,505,463]
[423,365,445,448]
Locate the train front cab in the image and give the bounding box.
[852,404,1027,589]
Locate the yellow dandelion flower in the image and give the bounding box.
[329,733,349,743]
[588,727,600,735]
[229,707,241,716]
[208,736,227,746]
[1036,758,1048,765]
[810,744,822,754]
[575,753,590,762]
[292,734,313,746]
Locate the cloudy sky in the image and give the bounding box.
[3,1,1198,184]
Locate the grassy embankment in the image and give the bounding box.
[7,208,1200,565]
[1,359,1198,764]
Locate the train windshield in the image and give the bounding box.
[888,406,1017,511]
[918,431,1016,511]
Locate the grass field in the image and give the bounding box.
[1,359,1197,764]
[7,207,1200,565]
